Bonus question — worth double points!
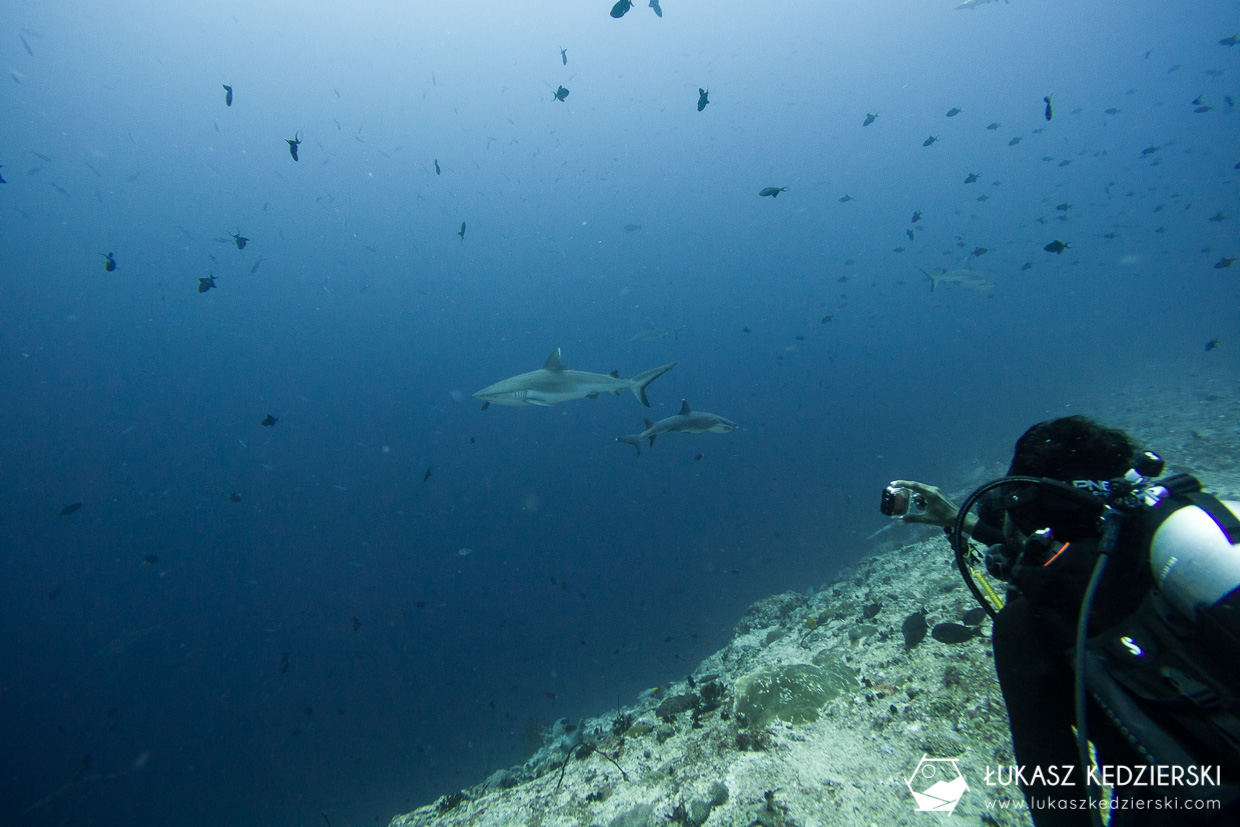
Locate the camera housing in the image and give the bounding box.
[881,485,925,518]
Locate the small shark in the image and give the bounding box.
[917,266,994,292]
[617,400,738,456]
[474,348,675,409]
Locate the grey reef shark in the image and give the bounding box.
[617,399,738,456]
[473,348,675,409]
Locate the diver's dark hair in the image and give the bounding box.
[1006,415,1137,481]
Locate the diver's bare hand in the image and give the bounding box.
[888,480,960,528]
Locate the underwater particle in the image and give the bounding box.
[1044,240,1070,254]
[863,112,878,126]
[552,85,569,102]
[223,84,233,106]
[101,252,116,271]
[945,107,961,117]
[610,0,632,17]
[901,609,928,649]
[931,622,982,643]
[197,274,217,292]
[230,230,248,249]
[733,661,855,727]
[58,502,82,516]
[260,414,279,427]
[697,88,709,111]
[1205,338,1220,351]
[923,135,938,146]
[758,186,788,198]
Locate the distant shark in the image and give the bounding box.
[474,348,676,408]
[617,400,738,456]
[916,266,994,292]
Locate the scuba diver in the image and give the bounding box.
[888,415,1240,826]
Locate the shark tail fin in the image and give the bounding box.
[628,362,676,407]
[617,435,643,457]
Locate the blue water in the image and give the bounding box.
[2,1,1237,824]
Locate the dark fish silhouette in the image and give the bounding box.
[197,275,217,293]
[560,47,567,65]
[971,247,988,257]
[423,467,432,482]
[863,112,877,126]
[552,85,569,102]
[352,617,362,632]
[945,107,961,117]
[1056,203,1070,211]
[1205,338,1220,351]
[434,159,441,175]
[0,164,5,184]
[862,602,881,619]
[230,230,248,250]
[901,610,928,650]
[1020,262,1033,271]
[1214,257,1235,269]
[964,173,979,183]
[223,84,233,106]
[1141,146,1160,155]
[1104,107,1121,115]
[697,88,709,111]
[906,229,914,240]
[101,252,116,271]
[610,0,632,17]
[923,135,938,146]
[986,122,1000,130]
[1008,136,1022,146]
[1043,95,1053,120]
[839,194,853,202]
[458,221,466,239]
[286,132,301,161]
[58,503,82,516]
[1044,240,1070,254]
[1195,105,1213,113]
[229,492,242,503]
[821,314,833,323]
[932,622,982,643]
[962,607,988,626]
[261,414,279,427]
[911,210,922,223]
[1220,34,1239,46]
[649,0,662,15]
[758,186,788,198]
[693,453,702,461]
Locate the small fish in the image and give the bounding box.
[261,414,279,427]
[1044,240,1070,254]
[1056,203,1070,211]
[862,602,881,619]
[945,107,961,117]
[1192,95,1204,105]
[1219,34,1239,46]
[230,492,242,503]
[820,314,833,324]
[610,0,632,17]
[976,194,989,202]
[986,122,1000,130]
[697,88,709,111]
[197,275,217,293]
[1104,107,1121,115]
[901,610,928,650]
[287,132,301,161]
[101,252,116,272]
[964,173,979,183]
[758,186,789,198]
[922,135,938,147]
[1008,136,1022,146]
[0,165,5,184]
[838,194,853,202]
[962,607,988,626]
[560,47,567,65]
[223,84,233,106]
[1214,257,1235,269]
[434,159,440,175]
[1209,213,1227,222]
[458,221,466,239]
[863,112,878,126]
[1043,95,1053,121]
[58,503,82,516]
[932,622,982,643]
[693,453,703,461]
[911,210,922,223]
[1141,146,1160,155]
[250,258,263,274]
[1058,160,1072,167]
[1195,105,1214,113]
[1205,338,1220,351]
[1020,262,1032,271]
[649,0,662,16]
[230,230,248,249]
[423,467,433,482]
[1103,232,1117,239]
[552,85,569,102]
[971,247,988,257]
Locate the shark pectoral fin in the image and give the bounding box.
[628,362,677,406]
[542,348,565,372]
[648,434,657,447]
[617,435,642,456]
[587,393,600,399]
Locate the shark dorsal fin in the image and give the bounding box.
[679,399,692,415]
[543,348,565,372]
[610,370,620,378]
[644,419,655,429]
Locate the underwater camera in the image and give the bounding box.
[880,484,926,518]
